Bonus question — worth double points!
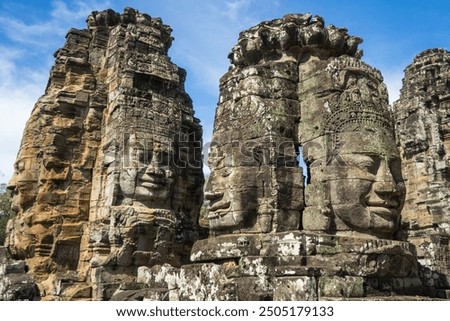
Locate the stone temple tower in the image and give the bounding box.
[4,8,203,300]
[394,48,450,295]
[2,9,450,301]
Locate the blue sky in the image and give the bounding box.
[1,0,450,182]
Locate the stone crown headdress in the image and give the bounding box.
[323,57,394,136]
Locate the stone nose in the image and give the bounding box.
[144,164,165,177]
[373,159,398,196]
[6,176,17,192]
[144,152,166,176]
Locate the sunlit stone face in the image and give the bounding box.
[204,134,303,235]
[300,56,405,239]
[117,134,175,209]
[205,142,260,232]
[325,129,405,238]
[205,167,260,232]
[8,156,39,213]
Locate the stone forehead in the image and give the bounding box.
[337,130,399,157]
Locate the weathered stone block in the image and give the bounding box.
[274,265,321,277]
[0,247,7,264]
[61,284,92,300]
[318,276,365,298]
[233,277,273,301]
[191,234,261,261]
[273,276,317,301]
[239,256,277,276]
[365,277,423,296]
[4,260,27,274]
[137,264,180,289]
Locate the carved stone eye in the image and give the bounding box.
[16,160,26,172]
[341,154,379,174]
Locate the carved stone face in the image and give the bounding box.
[206,167,260,231]
[8,156,39,213]
[205,143,259,231]
[325,130,405,238]
[301,57,404,238]
[118,138,174,208]
[205,136,302,234]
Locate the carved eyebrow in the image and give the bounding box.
[343,154,374,162]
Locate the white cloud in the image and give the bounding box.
[224,0,253,21]
[51,0,112,21]
[0,50,47,181]
[0,0,114,182]
[0,0,111,46]
[164,0,275,98]
[0,17,65,46]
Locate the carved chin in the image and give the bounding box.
[333,204,398,234]
[17,194,37,212]
[208,210,243,229]
[369,207,399,232]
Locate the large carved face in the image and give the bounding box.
[205,142,260,232]
[325,130,405,238]
[300,57,405,239]
[205,136,302,234]
[8,155,39,213]
[118,134,174,208]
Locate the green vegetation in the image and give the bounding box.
[0,183,13,245]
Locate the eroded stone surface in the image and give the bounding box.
[0,247,40,301]
[111,232,421,300]
[204,14,403,240]
[3,10,450,301]
[394,48,450,295]
[5,8,203,300]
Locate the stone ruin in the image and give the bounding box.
[1,8,203,300]
[394,48,450,294]
[0,9,449,300]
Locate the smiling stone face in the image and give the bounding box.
[205,145,260,231]
[117,135,175,209]
[300,56,405,239]
[325,130,405,238]
[204,60,304,235]
[8,156,39,214]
